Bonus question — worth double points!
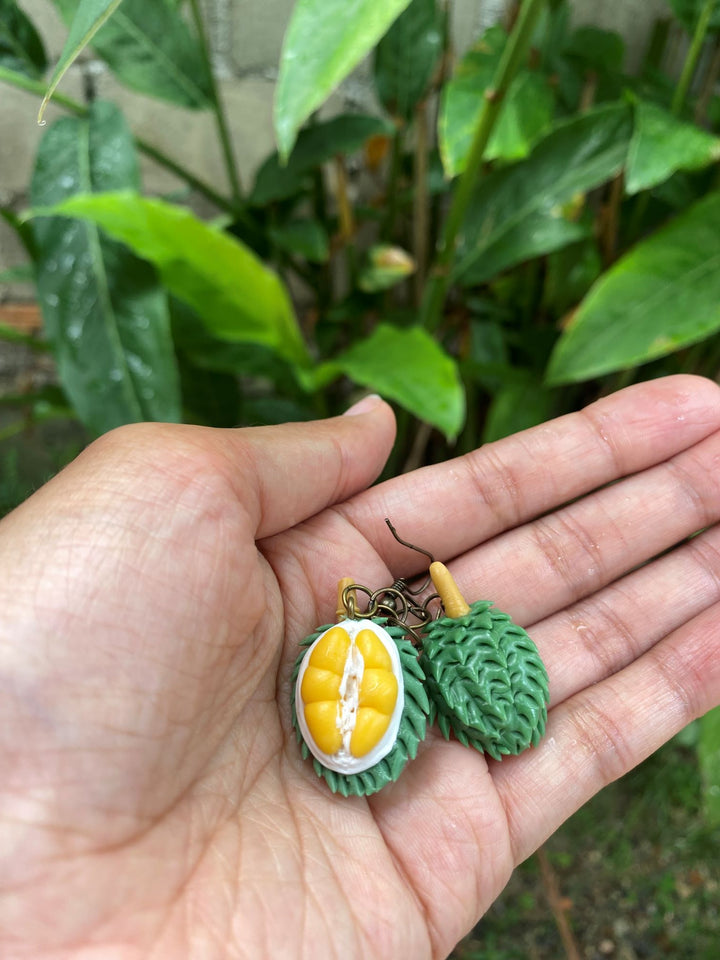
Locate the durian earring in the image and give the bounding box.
[420,562,549,760]
[291,522,549,796]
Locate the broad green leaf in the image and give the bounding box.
[562,26,625,73]
[669,0,720,32]
[251,114,393,205]
[626,98,720,194]
[546,190,720,384]
[39,0,123,122]
[41,191,310,368]
[374,0,443,120]
[53,0,212,108]
[439,26,554,177]
[482,371,556,443]
[324,324,465,439]
[269,220,330,263]
[274,0,413,159]
[0,0,47,78]
[698,705,720,827]
[358,245,415,292]
[456,103,633,285]
[31,101,182,434]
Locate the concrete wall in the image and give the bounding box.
[0,0,674,288]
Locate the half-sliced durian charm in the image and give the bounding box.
[291,581,430,796]
[420,562,549,760]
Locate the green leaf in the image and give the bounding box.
[38,191,310,369]
[252,113,394,206]
[31,101,182,434]
[546,190,720,384]
[698,705,720,827]
[562,26,625,73]
[456,103,633,285]
[626,98,720,195]
[0,0,47,78]
[274,0,413,159]
[52,0,212,108]
[482,371,556,443]
[39,0,123,122]
[326,324,465,439]
[668,0,720,32]
[439,26,554,177]
[373,0,443,120]
[269,220,330,263]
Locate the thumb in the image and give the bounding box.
[221,395,396,538]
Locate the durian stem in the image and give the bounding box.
[429,562,471,618]
[336,578,357,621]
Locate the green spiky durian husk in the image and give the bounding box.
[291,620,430,797]
[420,601,549,760]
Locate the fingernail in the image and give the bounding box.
[343,394,382,416]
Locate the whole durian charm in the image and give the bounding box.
[291,581,430,796]
[420,562,549,760]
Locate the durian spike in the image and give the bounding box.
[429,561,471,618]
[336,578,357,621]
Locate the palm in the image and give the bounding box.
[2,376,720,960]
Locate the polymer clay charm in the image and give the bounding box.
[420,562,549,760]
[291,580,430,797]
[291,526,549,796]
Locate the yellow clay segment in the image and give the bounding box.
[350,708,392,758]
[355,629,393,670]
[301,666,342,704]
[308,625,351,672]
[359,669,398,714]
[304,701,343,755]
[429,561,471,618]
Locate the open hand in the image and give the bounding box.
[2,375,720,959]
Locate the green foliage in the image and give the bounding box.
[0,0,47,78]
[547,190,720,384]
[373,0,443,121]
[250,113,393,205]
[626,98,720,194]
[31,102,182,434]
[47,190,310,368]
[322,323,465,439]
[39,0,123,121]
[698,705,720,826]
[439,25,554,176]
[274,0,413,158]
[455,103,632,285]
[669,0,720,33]
[2,0,720,453]
[52,0,214,108]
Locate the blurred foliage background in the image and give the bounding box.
[1,0,720,954]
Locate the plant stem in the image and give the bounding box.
[413,102,429,308]
[188,0,243,205]
[0,66,235,214]
[0,206,37,260]
[695,36,720,124]
[334,156,357,285]
[671,0,716,116]
[382,124,405,242]
[420,0,546,333]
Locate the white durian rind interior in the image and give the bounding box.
[295,618,405,775]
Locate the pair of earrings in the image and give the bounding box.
[291,521,549,797]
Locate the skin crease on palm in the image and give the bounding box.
[2,376,720,960]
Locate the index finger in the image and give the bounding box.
[341,375,720,573]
